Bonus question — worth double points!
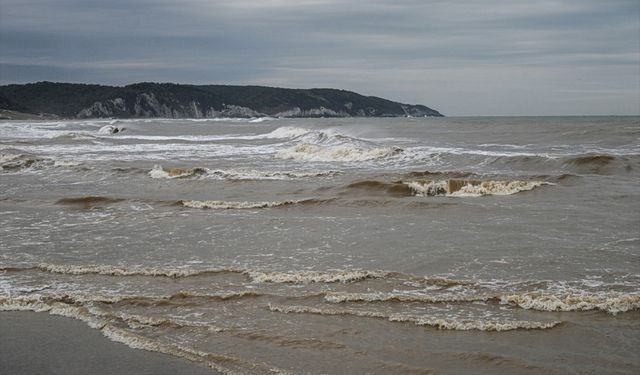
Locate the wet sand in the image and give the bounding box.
[0,311,217,375]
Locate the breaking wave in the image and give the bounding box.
[265,126,407,162]
[179,199,303,209]
[261,126,311,139]
[3,264,638,315]
[276,143,403,162]
[149,165,208,179]
[343,178,548,197]
[0,263,238,278]
[1,152,46,171]
[1,151,81,172]
[149,164,339,180]
[267,304,562,331]
[406,179,548,197]
[1,264,388,284]
[323,291,489,304]
[246,270,389,283]
[500,292,640,314]
[98,125,126,134]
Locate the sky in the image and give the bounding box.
[0,0,638,116]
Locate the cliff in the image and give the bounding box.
[0,82,443,119]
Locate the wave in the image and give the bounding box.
[261,126,311,139]
[1,151,82,172]
[343,180,413,197]
[4,264,638,315]
[406,179,548,197]
[231,331,346,350]
[148,164,338,180]
[179,199,303,209]
[0,264,476,287]
[0,264,388,284]
[343,178,548,197]
[276,143,403,162]
[267,304,561,331]
[0,152,44,171]
[56,196,125,209]
[149,165,208,179]
[0,263,239,278]
[563,154,636,174]
[98,125,125,134]
[500,292,640,314]
[323,291,489,304]
[404,170,477,179]
[246,270,389,283]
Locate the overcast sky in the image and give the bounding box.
[0,0,638,115]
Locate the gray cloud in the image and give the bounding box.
[0,0,638,115]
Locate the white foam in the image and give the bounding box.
[450,180,547,197]
[149,164,338,180]
[180,200,299,209]
[268,304,561,331]
[30,263,227,278]
[0,153,22,163]
[406,180,547,197]
[98,125,125,134]
[323,291,488,304]
[500,292,640,314]
[247,270,388,283]
[276,143,400,162]
[405,180,448,196]
[148,165,204,179]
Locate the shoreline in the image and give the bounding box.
[0,311,217,375]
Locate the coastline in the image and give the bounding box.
[0,311,217,375]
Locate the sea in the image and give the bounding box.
[1,116,638,374]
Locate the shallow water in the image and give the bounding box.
[1,116,639,374]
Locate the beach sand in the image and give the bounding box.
[0,311,216,375]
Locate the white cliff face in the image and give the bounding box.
[77,98,126,118]
[133,93,174,117]
[274,106,349,118]
[75,93,441,119]
[210,105,262,118]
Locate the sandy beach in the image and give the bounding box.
[0,311,216,375]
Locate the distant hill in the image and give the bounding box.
[0,82,443,119]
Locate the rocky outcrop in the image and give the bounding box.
[0,82,444,118]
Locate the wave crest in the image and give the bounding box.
[179,199,301,209]
[247,270,389,283]
[500,293,640,314]
[149,164,339,180]
[276,143,402,162]
[268,304,561,331]
[149,165,207,179]
[407,179,548,197]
